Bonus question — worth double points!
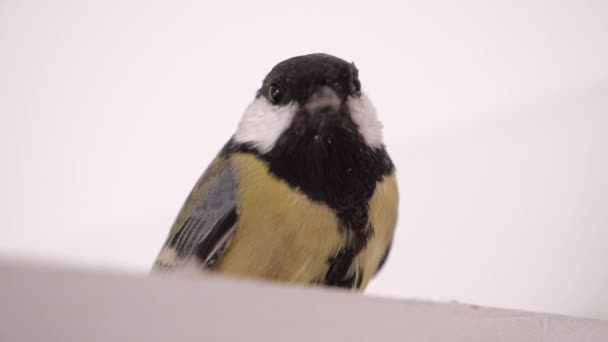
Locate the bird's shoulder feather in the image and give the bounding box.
[154,143,239,272]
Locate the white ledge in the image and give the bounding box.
[1,260,607,342]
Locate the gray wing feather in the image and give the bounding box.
[175,167,237,255]
[154,158,238,271]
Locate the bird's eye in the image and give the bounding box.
[268,84,284,105]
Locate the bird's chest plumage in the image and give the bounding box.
[213,152,398,290]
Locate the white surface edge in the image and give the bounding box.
[1,259,607,342]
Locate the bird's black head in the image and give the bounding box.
[232,53,393,209]
[234,53,383,154]
[258,53,361,106]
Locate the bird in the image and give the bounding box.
[153,53,398,291]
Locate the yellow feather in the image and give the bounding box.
[209,153,398,291]
[214,153,345,285]
[357,173,399,289]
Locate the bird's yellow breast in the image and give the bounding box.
[214,153,344,284]
[214,152,398,290]
[355,172,399,288]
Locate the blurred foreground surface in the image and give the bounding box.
[1,260,607,342]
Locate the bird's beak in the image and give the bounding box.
[304,85,341,115]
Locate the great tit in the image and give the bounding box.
[154,53,398,291]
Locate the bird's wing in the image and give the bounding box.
[153,153,238,272]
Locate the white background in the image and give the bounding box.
[1,1,607,319]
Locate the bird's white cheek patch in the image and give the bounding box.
[234,98,297,154]
[347,93,384,148]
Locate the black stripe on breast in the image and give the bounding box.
[224,132,394,289]
[324,206,371,289]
